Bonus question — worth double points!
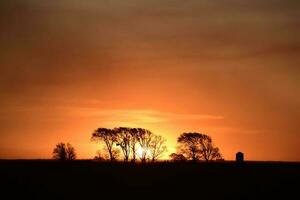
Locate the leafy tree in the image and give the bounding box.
[53,142,76,161]
[178,133,202,161]
[53,143,67,161]
[198,135,222,161]
[149,135,167,162]
[66,143,76,160]
[91,128,118,162]
[177,132,222,161]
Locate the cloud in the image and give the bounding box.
[0,104,223,124]
[63,108,224,125]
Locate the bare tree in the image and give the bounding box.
[115,127,131,162]
[115,127,165,163]
[149,135,167,162]
[136,128,153,163]
[53,142,76,161]
[177,132,222,162]
[129,128,139,163]
[91,128,118,162]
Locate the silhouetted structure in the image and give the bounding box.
[236,152,244,163]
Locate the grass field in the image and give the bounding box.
[1,160,299,199]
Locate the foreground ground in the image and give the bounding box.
[0,160,299,199]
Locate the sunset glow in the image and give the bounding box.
[136,146,150,160]
[0,0,299,161]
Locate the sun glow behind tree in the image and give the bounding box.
[92,127,168,162]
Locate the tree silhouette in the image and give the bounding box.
[91,128,118,162]
[53,142,76,161]
[129,128,139,163]
[91,127,168,163]
[177,132,222,161]
[66,143,76,160]
[53,143,67,161]
[198,135,222,161]
[149,135,167,162]
[115,127,132,162]
[136,128,153,163]
[178,133,201,161]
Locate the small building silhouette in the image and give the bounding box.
[236,152,244,163]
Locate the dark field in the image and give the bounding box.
[0,160,299,200]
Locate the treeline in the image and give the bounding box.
[92,127,167,163]
[53,127,223,162]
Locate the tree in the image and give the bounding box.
[66,143,76,160]
[149,135,167,162]
[169,153,187,162]
[92,127,168,163]
[178,133,202,161]
[136,128,153,163]
[177,132,222,162]
[91,128,118,162]
[197,135,222,161]
[53,142,76,161]
[115,127,132,162]
[53,143,67,161]
[129,128,139,163]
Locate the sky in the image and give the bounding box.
[0,0,299,161]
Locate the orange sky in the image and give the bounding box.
[0,0,299,161]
